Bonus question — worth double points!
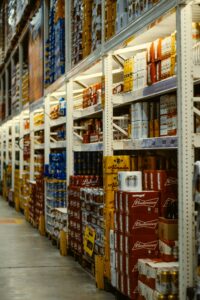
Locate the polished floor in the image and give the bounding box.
[0,198,114,300]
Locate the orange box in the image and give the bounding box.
[159,217,178,241]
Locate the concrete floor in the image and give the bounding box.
[0,198,114,300]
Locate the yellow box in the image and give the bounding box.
[104,174,118,191]
[95,255,105,289]
[104,190,115,208]
[103,155,130,174]
[104,208,114,230]
[104,259,111,280]
[83,226,96,257]
[170,54,176,76]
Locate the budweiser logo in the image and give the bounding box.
[131,197,158,208]
[163,197,176,207]
[132,240,158,251]
[132,219,158,229]
[164,177,177,186]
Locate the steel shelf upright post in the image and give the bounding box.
[66,80,73,183]
[176,1,198,298]
[103,54,113,157]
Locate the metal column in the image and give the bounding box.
[177,3,195,298]
[103,54,113,156]
[66,80,73,183]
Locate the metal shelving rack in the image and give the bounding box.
[0,0,198,298]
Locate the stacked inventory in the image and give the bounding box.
[138,259,179,299]
[74,119,103,144]
[45,0,65,87]
[91,0,101,52]
[82,83,102,109]
[103,156,130,281]
[81,187,104,258]
[11,63,20,114]
[105,0,116,41]
[105,0,160,41]
[46,179,67,235]
[74,152,102,175]
[14,120,20,209]
[21,116,30,210]
[72,0,102,65]
[123,32,176,93]
[68,184,82,254]
[35,179,45,226]
[72,0,83,66]
[29,182,36,225]
[107,153,178,298]
[4,0,17,54]
[82,0,92,58]
[129,94,177,140]
[22,63,29,106]
[0,6,4,66]
[51,208,68,243]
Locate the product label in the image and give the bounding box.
[132,240,158,251]
[132,219,158,230]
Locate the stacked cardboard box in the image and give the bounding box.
[14,170,21,209]
[105,0,116,41]
[35,179,45,226]
[4,0,17,54]
[29,6,43,102]
[11,62,20,114]
[29,182,36,225]
[68,185,83,254]
[46,179,66,234]
[45,0,65,86]
[81,187,104,257]
[82,83,101,108]
[130,94,177,140]
[91,0,101,52]
[0,6,4,67]
[82,0,92,58]
[22,63,29,106]
[103,156,130,280]
[72,0,83,66]
[138,259,179,299]
[113,191,160,299]
[147,33,176,85]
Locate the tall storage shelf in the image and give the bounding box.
[0,0,199,299]
[44,83,67,236]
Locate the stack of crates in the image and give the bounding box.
[72,0,83,66]
[105,0,116,41]
[91,0,101,52]
[14,170,21,211]
[103,155,130,280]
[82,0,92,58]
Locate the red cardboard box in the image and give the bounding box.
[125,254,138,276]
[127,272,139,300]
[124,234,158,255]
[119,213,125,233]
[159,238,178,262]
[124,191,160,216]
[124,214,159,235]
[119,232,125,253]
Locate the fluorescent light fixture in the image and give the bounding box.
[75,68,122,81]
[113,43,151,55]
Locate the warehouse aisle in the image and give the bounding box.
[0,198,114,300]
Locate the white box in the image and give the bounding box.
[111,267,117,288]
[110,249,116,268]
[118,171,142,192]
[110,229,115,249]
[132,120,148,139]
